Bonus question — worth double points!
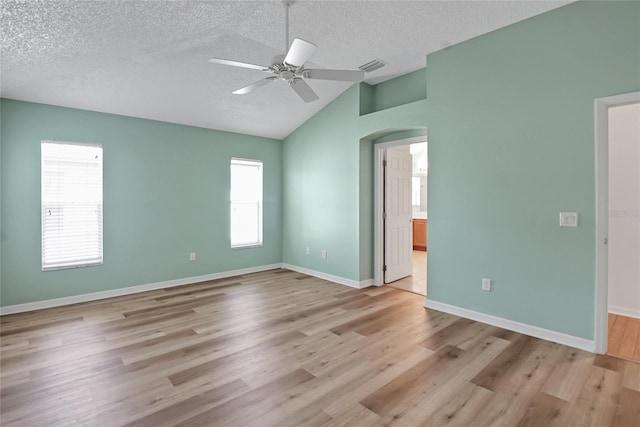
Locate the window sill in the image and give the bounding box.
[42,261,103,272]
[231,244,263,250]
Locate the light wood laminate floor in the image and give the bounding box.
[608,313,640,362]
[1,269,639,426]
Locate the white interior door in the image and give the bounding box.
[384,147,413,283]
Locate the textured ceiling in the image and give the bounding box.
[1,0,571,139]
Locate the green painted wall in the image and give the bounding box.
[359,83,374,116]
[354,0,640,340]
[373,129,427,145]
[359,99,428,140]
[281,68,428,284]
[282,86,361,281]
[424,0,640,339]
[360,68,427,115]
[0,105,3,294]
[0,99,282,306]
[3,1,638,344]
[359,139,374,280]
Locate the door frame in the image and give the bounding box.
[373,135,428,286]
[594,91,640,354]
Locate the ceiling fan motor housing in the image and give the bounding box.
[279,69,295,81]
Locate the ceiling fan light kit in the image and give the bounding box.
[207,2,364,102]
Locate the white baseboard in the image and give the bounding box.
[424,300,595,353]
[609,305,640,319]
[0,263,283,315]
[360,279,374,288]
[282,263,373,289]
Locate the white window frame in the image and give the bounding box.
[230,158,263,249]
[41,141,103,271]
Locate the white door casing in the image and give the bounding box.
[594,90,640,354]
[384,147,413,283]
[373,135,427,287]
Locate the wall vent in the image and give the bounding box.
[358,58,386,73]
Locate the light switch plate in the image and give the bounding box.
[560,212,578,227]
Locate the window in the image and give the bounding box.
[41,141,103,270]
[412,177,421,206]
[230,158,263,248]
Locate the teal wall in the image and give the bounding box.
[359,83,374,116]
[282,85,361,281]
[358,139,374,280]
[283,0,639,341]
[360,68,427,115]
[3,1,639,343]
[424,0,640,339]
[359,100,428,140]
[0,104,3,294]
[0,100,282,306]
[281,74,428,282]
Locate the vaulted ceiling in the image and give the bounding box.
[1,1,571,139]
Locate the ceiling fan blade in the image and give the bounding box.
[232,77,277,95]
[304,69,365,82]
[208,58,270,72]
[290,79,319,103]
[284,38,317,67]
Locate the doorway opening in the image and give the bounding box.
[605,101,640,362]
[374,136,428,296]
[594,91,640,359]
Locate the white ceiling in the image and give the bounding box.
[1,0,571,140]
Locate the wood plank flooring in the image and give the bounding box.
[1,269,639,426]
[608,313,640,362]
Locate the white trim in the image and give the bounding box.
[374,135,428,286]
[360,279,374,288]
[594,91,640,354]
[374,146,384,286]
[0,264,283,315]
[608,305,640,320]
[424,300,595,352]
[282,263,373,289]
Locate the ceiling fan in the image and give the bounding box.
[207,1,364,103]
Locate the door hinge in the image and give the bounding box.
[383,212,387,220]
[604,237,608,245]
[383,265,387,272]
[383,160,387,167]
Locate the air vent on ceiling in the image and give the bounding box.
[358,59,386,73]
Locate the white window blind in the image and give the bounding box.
[41,141,103,271]
[230,158,263,248]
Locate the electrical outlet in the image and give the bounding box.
[321,250,327,259]
[482,278,491,291]
[190,252,196,262]
[306,247,310,255]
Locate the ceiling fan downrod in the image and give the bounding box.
[283,1,297,52]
